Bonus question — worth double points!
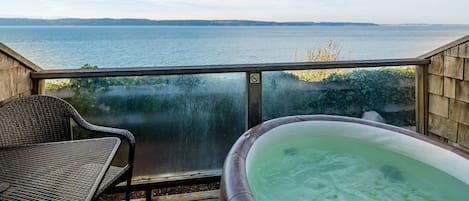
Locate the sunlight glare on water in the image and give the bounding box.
[247,137,469,201]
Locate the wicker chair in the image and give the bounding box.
[0,95,135,201]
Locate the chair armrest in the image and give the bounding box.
[71,114,136,167]
[82,124,135,150]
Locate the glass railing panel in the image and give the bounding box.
[45,73,246,177]
[262,66,416,130]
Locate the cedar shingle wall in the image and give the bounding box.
[427,41,469,150]
[0,46,40,104]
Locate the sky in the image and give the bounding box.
[1,0,468,24]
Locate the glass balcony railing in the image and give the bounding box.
[45,73,245,177]
[263,66,416,129]
[31,58,430,184]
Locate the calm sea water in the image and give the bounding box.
[1,25,469,69]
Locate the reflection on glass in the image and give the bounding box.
[263,66,416,129]
[45,73,246,177]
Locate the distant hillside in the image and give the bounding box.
[0,18,379,26]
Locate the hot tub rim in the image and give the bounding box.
[220,115,469,201]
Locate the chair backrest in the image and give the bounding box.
[0,95,77,147]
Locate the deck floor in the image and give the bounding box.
[131,190,219,201]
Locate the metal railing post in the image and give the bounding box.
[246,71,262,130]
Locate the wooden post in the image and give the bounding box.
[246,71,262,129]
[31,78,40,95]
[416,64,429,135]
[31,78,45,95]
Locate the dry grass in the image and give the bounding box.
[292,40,348,82]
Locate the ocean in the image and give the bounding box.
[1,25,469,69]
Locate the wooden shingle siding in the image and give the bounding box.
[429,94,449,118]
[449,47,459,57]
[458,43,469,58]
[428,113,458,142]
[449,99,469,125]
[458,123,469,148]
[465,58,469,80]
[443,77,456,99]
[443,56,464,80]
[428,74,444,95]
[423,38,469,151]
[0,43,41,104]
[428,53,444,75]
[455,80,469,103]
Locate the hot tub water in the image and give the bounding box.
[248,136,469,201]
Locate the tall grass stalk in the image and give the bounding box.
[292,40,348,82]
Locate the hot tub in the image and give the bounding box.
[221,115,469,201]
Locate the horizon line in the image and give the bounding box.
[0,17,468,26]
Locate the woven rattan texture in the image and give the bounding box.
[0,95,74,146]
[0,138,119,201]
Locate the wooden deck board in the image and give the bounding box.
[130,190,219,201]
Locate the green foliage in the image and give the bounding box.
[63,64,204,115]
[172,74,205,92]
[318,67,415,112]
[45,80,72,89]
[67,64,109,115]
[264,67,416,126]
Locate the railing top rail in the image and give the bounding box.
[31,58,429,79]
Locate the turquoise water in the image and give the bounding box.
[1,25,469,69]
[248,136,469,201]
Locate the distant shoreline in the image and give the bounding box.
[0,18,379,26]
